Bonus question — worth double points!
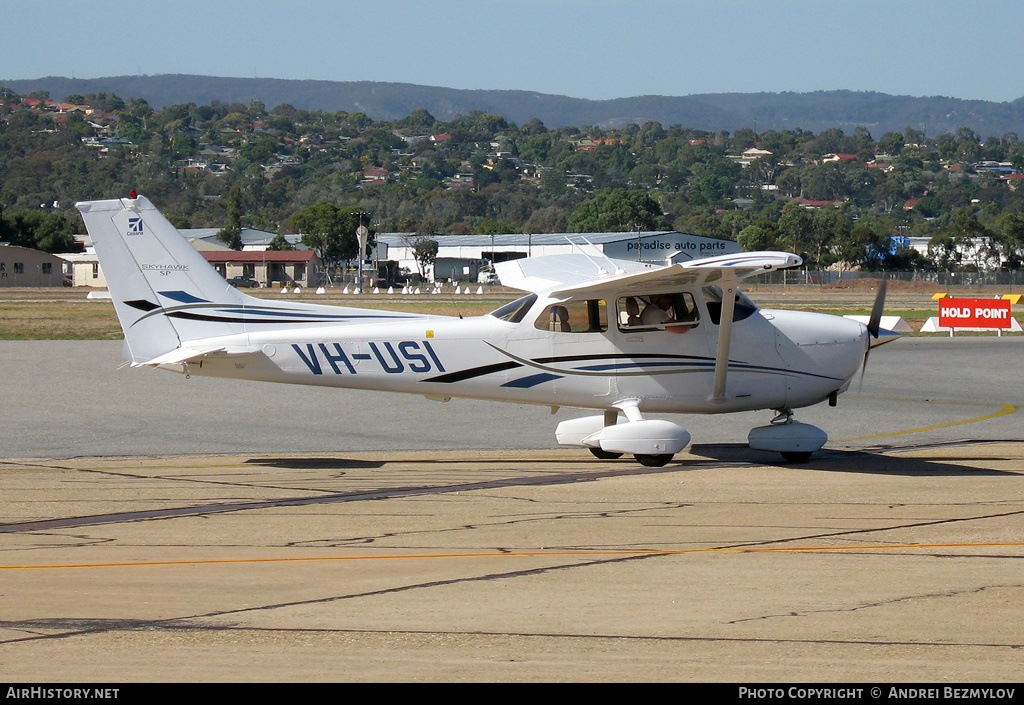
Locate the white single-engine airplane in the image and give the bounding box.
[78,194,898,466]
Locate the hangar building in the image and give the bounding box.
[374,231,740,283]
[60,229,740,288]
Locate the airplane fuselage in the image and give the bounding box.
[171,294,867,416]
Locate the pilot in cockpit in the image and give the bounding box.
[640,293,694,334]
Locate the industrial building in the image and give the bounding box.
[0,245,69,287]
[55,228,739,288]
[374,231,740,283]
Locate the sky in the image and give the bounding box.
[3,0,1023,103]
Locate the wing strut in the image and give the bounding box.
[708,282,737,404]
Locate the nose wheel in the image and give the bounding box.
[634,453,675,467]
[748,409,827,463]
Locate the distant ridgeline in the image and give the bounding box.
[4,74,1024,135]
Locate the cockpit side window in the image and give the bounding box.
[617,293,700,332]
[534,299,608,333]
[489,293,537,323]
[701,286,758,324]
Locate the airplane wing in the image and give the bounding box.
[496,251,802,299]
[497,250,803,406]
[494,253,656,294]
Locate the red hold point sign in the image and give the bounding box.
[938,298,1013,328]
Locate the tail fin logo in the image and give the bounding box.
[127,217,144,235]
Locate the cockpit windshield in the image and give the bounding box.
[702,286,758,324]
[488,293,537,323]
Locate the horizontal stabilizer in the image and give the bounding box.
[132,345,262,368]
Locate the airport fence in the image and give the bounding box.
[750,269,1024,288]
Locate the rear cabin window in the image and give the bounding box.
[617,293,699,331]
[534,299,607,333]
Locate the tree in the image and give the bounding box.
[942,206,993,269]
[267,233,296,251]
[474,217,519,235]
[396,108,437,130]
[2,210,37,248]
[838,222,886,269]
[990,213,1024,270]
[777,204,816,264]
[168,214,191,229]
[540,168,567,197]
[737,222,780,251]
[523,205,569,234]
[809,209,851,268]
[776,168,802,198]
[0,205,14,245]
[406,235,438,280]
[216,186,243,250]
[34,213,81,253]
[752,153,781,183]
[1,210,81,253]
[914,195,943,219]
[567,189,664,232]
[290,201,362,282]
[877,131,904,157]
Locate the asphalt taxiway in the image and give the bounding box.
[0,338,1022,682]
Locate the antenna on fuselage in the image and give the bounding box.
[445,287,464,319]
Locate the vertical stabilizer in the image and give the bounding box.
[76,195,249,363]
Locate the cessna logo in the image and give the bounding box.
[127,217,144,235]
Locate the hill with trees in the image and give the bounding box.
[2,83,1024,273]
[5,74,1024,136]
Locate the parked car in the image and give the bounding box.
[227,277,260,288]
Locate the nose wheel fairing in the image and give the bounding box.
[747,416,828,463]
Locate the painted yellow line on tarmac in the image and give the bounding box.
[836,398,1016,442]
[2,541,1022,572]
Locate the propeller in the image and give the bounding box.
[859,278,893,388]
[867,278,887,339]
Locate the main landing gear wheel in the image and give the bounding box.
[780,451,812,463]
[634,453,674,467]
[589,447,624,460]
